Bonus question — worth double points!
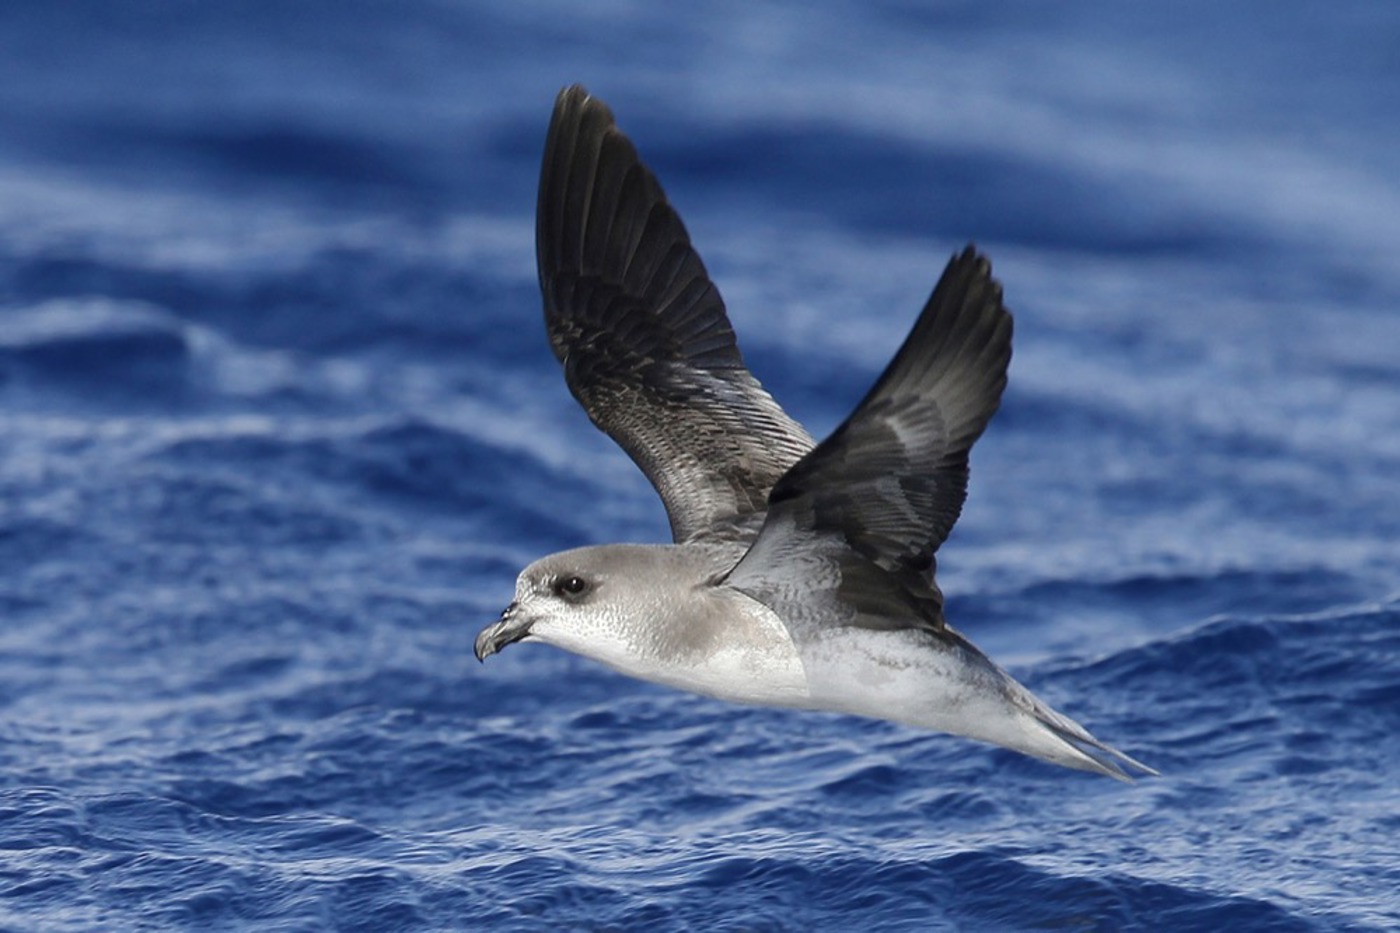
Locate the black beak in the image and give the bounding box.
[474,601,531,662]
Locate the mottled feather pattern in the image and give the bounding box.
[538,85,813,544]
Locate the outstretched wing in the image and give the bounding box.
[538,85,813,544]
[729,247,1012,632]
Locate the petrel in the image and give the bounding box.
[475,85,1155,780]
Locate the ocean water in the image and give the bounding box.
[2,2,1398,930]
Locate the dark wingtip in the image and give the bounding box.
[549,83,615,137]
[557,83,589,103]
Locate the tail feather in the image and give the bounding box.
[1019,694,1159,782]
[1036,714,1159,782]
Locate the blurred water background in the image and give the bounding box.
[1,2,1398,930]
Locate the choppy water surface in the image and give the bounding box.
[2,2,1398,930]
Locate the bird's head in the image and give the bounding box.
[474,544,679,665]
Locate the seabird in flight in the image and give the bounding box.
[475,85,1155,781]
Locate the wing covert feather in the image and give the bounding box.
[730,247,1012,632]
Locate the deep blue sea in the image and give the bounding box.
[2,2,1398,930]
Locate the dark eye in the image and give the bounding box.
[554,575,588,598]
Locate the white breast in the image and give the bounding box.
[537,587,812,707]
